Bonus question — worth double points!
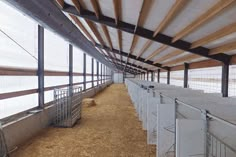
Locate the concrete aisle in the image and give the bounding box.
[12,84,155,157]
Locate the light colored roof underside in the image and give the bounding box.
[61,0,236,72]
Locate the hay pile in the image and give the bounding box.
[82,98,97,107]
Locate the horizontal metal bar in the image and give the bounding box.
[0,89,38,100]
[0,79,112,100]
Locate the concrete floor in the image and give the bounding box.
[11,84,155,157]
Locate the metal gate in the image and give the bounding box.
[54,86,82,127]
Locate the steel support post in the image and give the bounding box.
[157,69,160,83]
[38,25,44,108]
[222,63,229,97]
[101,64,103,84]
[69,44,73,96]
[97,61,99,85]
[167,70,170,84]
[92,58,94,87]
[151,71,154,82]
[83,53,86,91]
[184,63,189,88]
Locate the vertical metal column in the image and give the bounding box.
[92,58,94,87]
[101,64,103,84]
[222,63,229,97]
[184,63,189,88]
[69,44,73,96]
[167,69,170,84]
[97,61,99,85]
[157,69,160,83]
[38,25,44,108]
[151,71,154,82]
[144,73,146,80]
[83,53,86,91]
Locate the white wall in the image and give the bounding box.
[113,72,124,83]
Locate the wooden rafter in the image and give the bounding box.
[209,41,236,55]
[145,45,168,61]
[90,0,100,19]
[55,0,64,8]
[136,0,187,63]
[130,35,139,54]
[117,30,122,51]
[84,20,105,46]
[112,0,120,25]
[62,5,231,63]
[95,43,165,69]
[101,25,113,49]
[163,54,201,66]
[191,22,236,48]
[129,0,149,53]
[69,14,96,45]
[153,49,184,64]
[172,0,235,42]
[72,0,81,14]
[153,0,187,37]
[136,40,153,59]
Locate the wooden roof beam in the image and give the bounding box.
[153,0,188,37]
[145,44,168,61]
[153,49,184,64]
[55,0,64,8]
[69,14,96,45]
[209,41,236,55]
[107,56,149,71]
[112,0,120,25]
[136,40,153,58]
[90,0,100,19]
[191,22,236,49]
[101,25,113,49]
[72,0,81,14]
[95,43,168,69]
[61,3,231,64]
[84,19,105,46]
[162,54,201,66]
[172,0,235,42]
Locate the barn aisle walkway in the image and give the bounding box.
[12,84,155,157]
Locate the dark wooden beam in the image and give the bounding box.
[62,4,230,64]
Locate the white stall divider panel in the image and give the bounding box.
[157,103,175,157]
[176,119,205,157]
[142,89,149,130]
[147,91,160,145]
